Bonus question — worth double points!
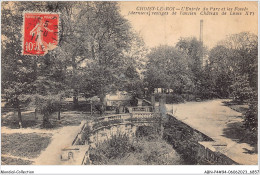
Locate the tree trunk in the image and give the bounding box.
[58,108,61,120]
[73,92,78,109]
[72,55,78,109]
[58,96,62,120]
[34,57,38,120]
[90,101,93,115]
[42,113,52,128]
[17,106,22,128]
[99,93,106,115]
[34,108,38,120]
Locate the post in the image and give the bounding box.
[137,98,143,106]
[58,96,62,120]
[159,93,166,138]
[34,108,38,120]
[90,100,93,116]
[151,93,155,112]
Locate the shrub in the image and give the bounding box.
[89,130,183,165]
[89,133,135,164]
[244,99,258,132]
[136,126,158,140]
[154,93,184,104]
[231,74,253,104]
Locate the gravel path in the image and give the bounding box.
[33,121,85,165]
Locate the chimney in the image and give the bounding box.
[200,19,203,44]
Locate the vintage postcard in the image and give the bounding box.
[1,0,259,174]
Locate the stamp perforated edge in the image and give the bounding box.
[22,11,61,56]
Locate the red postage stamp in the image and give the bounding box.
[23,12,59,55]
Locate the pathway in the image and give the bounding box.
[33,121,85,165]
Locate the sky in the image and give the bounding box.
[119,1,258,49]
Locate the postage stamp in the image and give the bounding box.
[23,12,59,55]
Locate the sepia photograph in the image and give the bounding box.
[0,0,258,172]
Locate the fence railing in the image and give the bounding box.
[127,106,153,113]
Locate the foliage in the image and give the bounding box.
[1,2,70,127]
[145,45,194,94]
[176,37,205,78]
[92,119,123,130]
[90,134,135,162]
[30,94,61,115]
[89,130,183,165]
[2,1,139,116]
[176,37,207,96]
[209,32,257,98]
[79,3,135,88]
[230,74,253,103]
[154,93,185,104]
[244,91,258,132]
[219,32,257,88]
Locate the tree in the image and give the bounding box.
[124,65,145,98]
[145,45,194,94]
[176,37,204,78]
[78,2,140,114]
[1,2,42,127]
[219,32,258,90]
[207,45,234,98]
[176,37,206,96]
[1,2,72,127]
[207,32,257,99]
[29,93,65,128]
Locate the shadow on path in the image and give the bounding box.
[222,122,257,154]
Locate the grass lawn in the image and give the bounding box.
[1,156,34,165]
[1,133,52,159]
